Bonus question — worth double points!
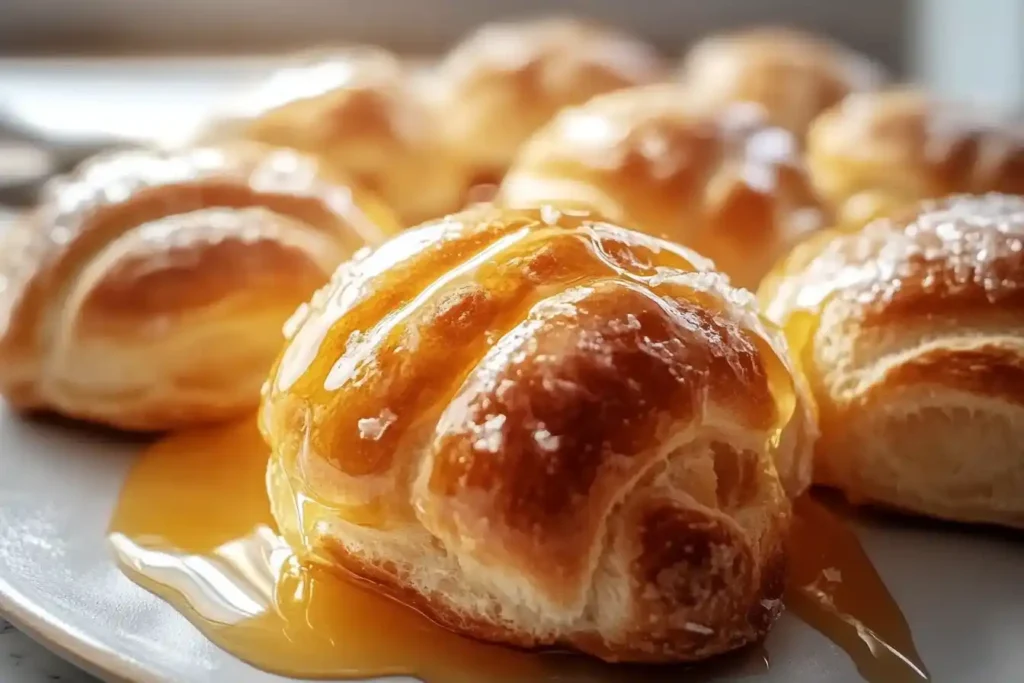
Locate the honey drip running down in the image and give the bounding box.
[109,417,925,682]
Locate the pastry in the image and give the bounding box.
[807,89,1024,227]
[261,205,816,662]
[427,17,667,189]
[758,193,1024,529]
[193,47,466,225]
[0,142,400,431]
[499,84,825,290]
[679,26,885,137]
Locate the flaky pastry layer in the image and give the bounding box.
[679,26,885,138]
[194,47,467,225]
[0,142,399,430]
[261,205,816,662]
[759,193,1024,529]
[807,89,1024,227]
[499,84,825,289]
[427,17,667,186]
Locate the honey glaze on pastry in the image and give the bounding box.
[196,47,466,224]
[0,142,399,431]
[108,418,926,681]
[260,205,816,662]
[110,418,778,682]
[428,17,668,188]
[759,193,1024,530]
[499,84,825,290]
[807,89,1024,227]
[109,420,574,683]
[679,26,886,137]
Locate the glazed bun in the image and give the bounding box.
[194,47,466,224]
[499,84,825,290]
[759,193,1024,529]
[807,89,1024,227]
[679,26,885,137]
[428,17,667,187]
[261,205,815,662]
[0,142,399,431]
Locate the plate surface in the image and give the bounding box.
[1,405,1023,683]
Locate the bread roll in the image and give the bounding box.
[807,89,1024,227]
[0,142,399,431]
[260,205,815,662]
[428,17,667,188]
[680,26,885,137]
[194,47,466,225]
[758,193,1024,529]
[499,84,825,290]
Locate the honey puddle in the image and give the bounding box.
[109,418,927,682]
[786,497,929,682]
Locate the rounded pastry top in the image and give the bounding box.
[807,89,1024,226]
[194,47,466,224]
[761,193,1024,333]
[758,193,1024,530]
[263,204,813,521]
[680,26,885,136]
[261,204,815,660]
[0,141,395,339]
[499,84,825,289]
[0,142,400,428]
[428,17,668,182]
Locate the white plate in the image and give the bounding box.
[1,404,1023,683]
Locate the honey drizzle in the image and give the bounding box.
[785,496,929,682]
[110,418,926,682]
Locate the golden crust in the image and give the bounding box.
[428,17,667,184]
[194,47,467,224]
[499,84,825,289]
[760,193,1024,329]
[679,26,885,137]
[0,142,400,430]
[807,89,1024,226]
[758,193,1024,529]
[262,205,815,662]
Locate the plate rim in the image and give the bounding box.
[0,574,157,683]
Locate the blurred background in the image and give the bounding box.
[1,0,1022,202]
[2,1,911,59]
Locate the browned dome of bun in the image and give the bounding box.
[499,84,825,290]
[759,193,1024,529]
[680,26,885,137]
[194,47,468,225]
[427,17,668,187]
[0,142,399,431]
[261,205,816,663]
[807,89,1024,227]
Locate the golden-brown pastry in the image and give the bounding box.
[758,193,1024,529]
[260,205,816,662]
[0,142,400,431]
[679,26,885,137]
[427,17,668,188]
[499,84,825,290]
[194,47,466,225]
[807,89,1024,227]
